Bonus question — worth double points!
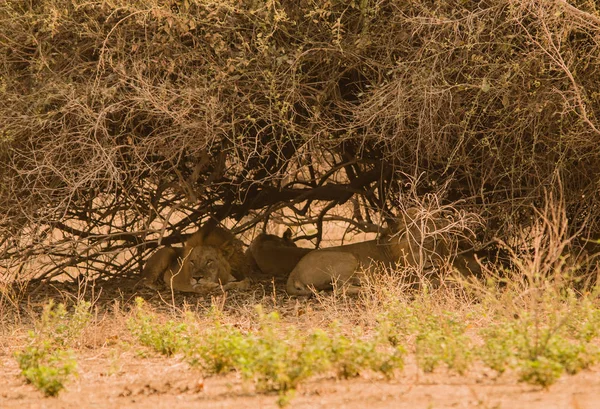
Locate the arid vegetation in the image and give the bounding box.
[1,0,600,280]
[2,1,600,407]
[3,251,600,406]
[1,201,600,407]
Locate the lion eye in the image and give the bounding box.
[207,260,213,266]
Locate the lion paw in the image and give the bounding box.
[223,278,250,291]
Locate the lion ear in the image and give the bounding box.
[282,228,293,241]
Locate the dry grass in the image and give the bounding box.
[2,195,600,406]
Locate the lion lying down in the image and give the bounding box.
[140,224,249,293]
[286,208,481,295]
[286,238,410,296]
[246,229,313,278]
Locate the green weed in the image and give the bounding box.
[478,324,515,374]
[14,300,88,396]
[383,300,472,375]
[479,300,600,387]
[180,306,404,407]
[328,322,404,379]
[127,297,191,356]
[414,312,472,374]
[187,319,252,374]
[36,299,92,346]
[15,338,77,397]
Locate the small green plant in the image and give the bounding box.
[14,300,87,397]
[518,356,564,388]
[241,310,326,394]
[327,322,404,379]
[36,299,92,346]
[186,308,327,406]
[414,312,472,375]
[127,297,191,356]
[478,324,515,374]
[516,329,600,387]
[378,296,473,375]
[547,336,599,375]
[479,305,600,387]
[187,320,253,374]
[185,306,404,407]
[15,338,77,397]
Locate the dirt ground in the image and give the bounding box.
[2,278,600,409]
[2,350,599,409]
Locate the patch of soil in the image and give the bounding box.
[1,348,599,409]
[3,277,600,408]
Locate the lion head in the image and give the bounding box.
[185,224,249,280]
[187,245,235,286]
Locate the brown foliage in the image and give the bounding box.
[1,1,599,281]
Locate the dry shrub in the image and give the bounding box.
[0,1,599,281]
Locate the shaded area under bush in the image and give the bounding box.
[1,0,600,280]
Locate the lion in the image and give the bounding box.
[140,222,249,293]
[186,245,249,291]
[139,244,248,293]
[285,238,407,296]
[286,208,480,295]
[246,229,313,278]
[183,222,248,281]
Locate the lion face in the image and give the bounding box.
[185,225,249,281]
[187,245,234,285]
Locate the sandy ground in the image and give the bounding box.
[2,278,600,409]
[2,348,600,409]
